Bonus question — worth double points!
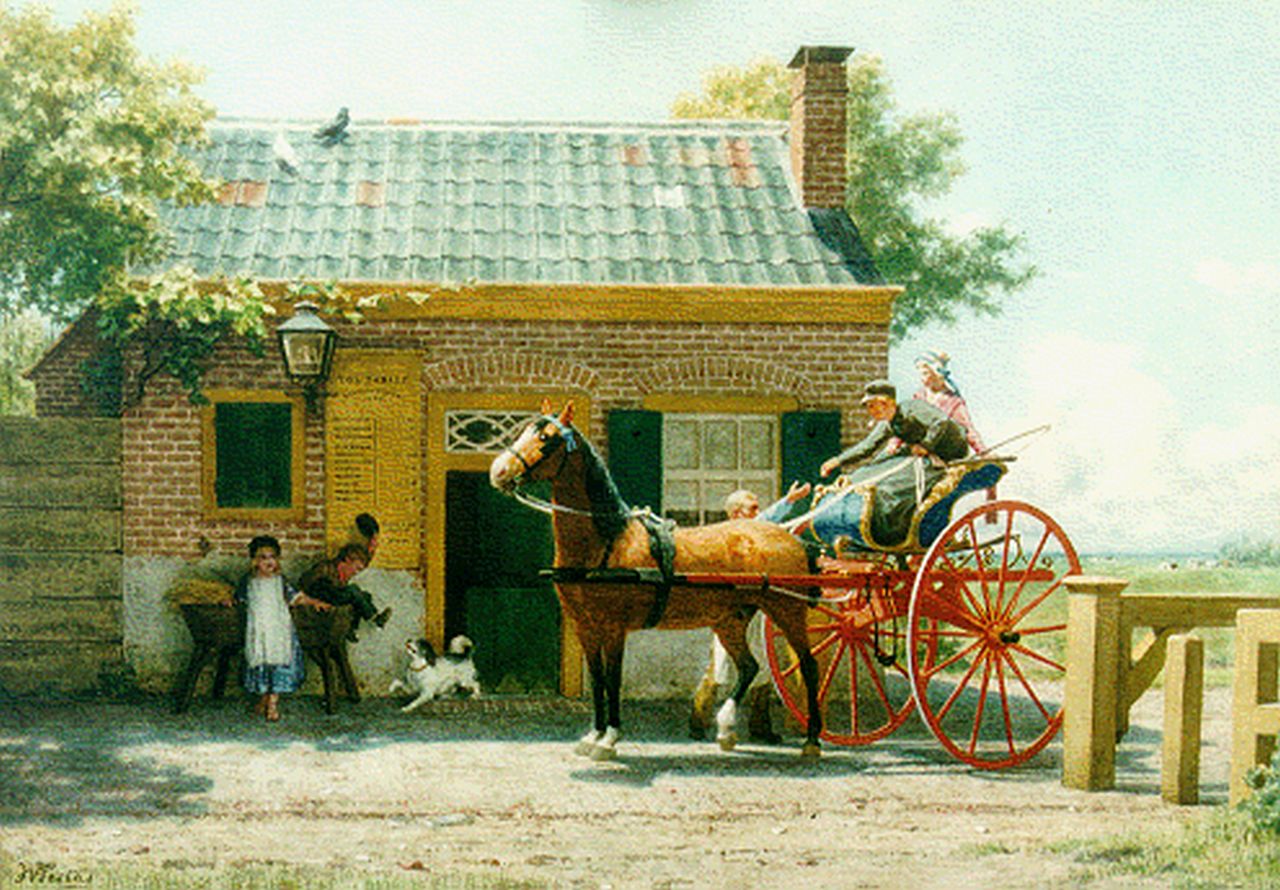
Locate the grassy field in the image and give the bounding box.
[0,859,545,890]
[1041,808,1280,888]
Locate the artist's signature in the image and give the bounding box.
[9,861,93,884]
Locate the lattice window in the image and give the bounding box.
[662,414,777,526]
[444,409,541,454]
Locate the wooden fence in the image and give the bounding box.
[0,418,123,693]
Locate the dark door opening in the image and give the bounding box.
[444,471,560,695]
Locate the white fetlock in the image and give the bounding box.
[589,726,620,761]
[800,741,822,759]
[574,729,602,757]
[715,699,738,751]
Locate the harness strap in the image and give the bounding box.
[634,510,678,628]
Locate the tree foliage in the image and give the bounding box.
[0,308,52,415]
[673,55,1036,340]
[0,1,218,319]
[0,2,280,408]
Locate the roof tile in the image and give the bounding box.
[158,119,881,287]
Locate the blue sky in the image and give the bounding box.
[45,0,1280,553]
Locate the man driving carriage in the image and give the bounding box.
[810,379,972,550]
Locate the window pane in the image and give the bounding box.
[665,419,699,469]
[215,402,293,508]
[740,420,774,470]
[702,420,737,470]
[703,478,739,517]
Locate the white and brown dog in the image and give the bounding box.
[388,636,481,712]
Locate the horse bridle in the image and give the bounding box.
[502,414,577,483]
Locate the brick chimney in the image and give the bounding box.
[788,46,853,209]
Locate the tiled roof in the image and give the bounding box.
[158,118,882,288]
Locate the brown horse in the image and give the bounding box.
[489,400,822,760]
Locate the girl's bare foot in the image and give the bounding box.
[253,695,267,716]
[265,695,280,722]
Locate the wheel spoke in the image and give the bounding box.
[964,517,995,615]
[1016,622,1067,636]
[817,639,848,700]
[937,551,989,620]
[846,640,861,733]
[922,636,983,678]
[994,508,1015,616]
[999,525,1051,621]
[1008,641,1064,674]
[995,657,1016,756]
[967,656,994,756]
[934,645,986,721]
[1002,647,1054,721]
[854,637,897,715]
[810,630,842,658]
[1005,575,1069,627]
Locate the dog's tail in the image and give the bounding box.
[447,635,474,657]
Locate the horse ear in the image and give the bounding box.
[559,400,575,425]
[540,397,553,415]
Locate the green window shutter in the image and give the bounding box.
[781,410,841,495]
[607,409,662,512]
[214,402,293,508]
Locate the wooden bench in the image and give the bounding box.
[171,603,361,714]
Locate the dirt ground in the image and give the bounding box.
[0,687,1232,889]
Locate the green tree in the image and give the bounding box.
[0,1,218,320]
[673,55,1035,340]
[0,309,53,415]
[0,2,282,409]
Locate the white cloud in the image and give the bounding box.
[989,333,1280,553]
[1193,257,1280,296]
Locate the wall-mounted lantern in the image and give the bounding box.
[276,300,336,407]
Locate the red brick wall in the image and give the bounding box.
[789,60,849,209]
[29,313,112,418]
[33,313,888,558]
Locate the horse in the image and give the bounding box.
[489,399,822,760]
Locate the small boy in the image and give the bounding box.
[297,542,391,641]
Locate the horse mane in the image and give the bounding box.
[574,430,633,544]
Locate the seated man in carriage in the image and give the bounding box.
[808,379,996,552]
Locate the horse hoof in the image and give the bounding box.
[717,731,738,752]
[574,739,597,757]
[589,745,618,762]
[800,742,822,759]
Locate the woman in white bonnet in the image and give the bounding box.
[913,349,986,455]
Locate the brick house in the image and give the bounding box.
[27,46,899,698]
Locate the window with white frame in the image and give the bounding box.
[662,414,777,526]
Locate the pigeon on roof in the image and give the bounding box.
[272,131,300,175]
[314,107,350,147]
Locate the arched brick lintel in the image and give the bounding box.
[423,352,600,392]
[633,356,820,404]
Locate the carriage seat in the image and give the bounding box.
[811,459,1008,556]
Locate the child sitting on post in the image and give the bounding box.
[231,535,331,722]
[297,543,391,642]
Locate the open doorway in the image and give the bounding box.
[444,471,560,694]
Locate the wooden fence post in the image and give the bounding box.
[1162,634,1203,805]
[1230,609,1280,805]
[1063,575,1128,791]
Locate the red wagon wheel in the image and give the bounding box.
[765,559,916,746]
[906,500,1080,769]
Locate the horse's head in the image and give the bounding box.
[489,399,578,493]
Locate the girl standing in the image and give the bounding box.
[234,535,329,721]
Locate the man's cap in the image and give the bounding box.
[861,379,897,403]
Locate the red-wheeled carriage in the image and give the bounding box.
[685,459,1081,769]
